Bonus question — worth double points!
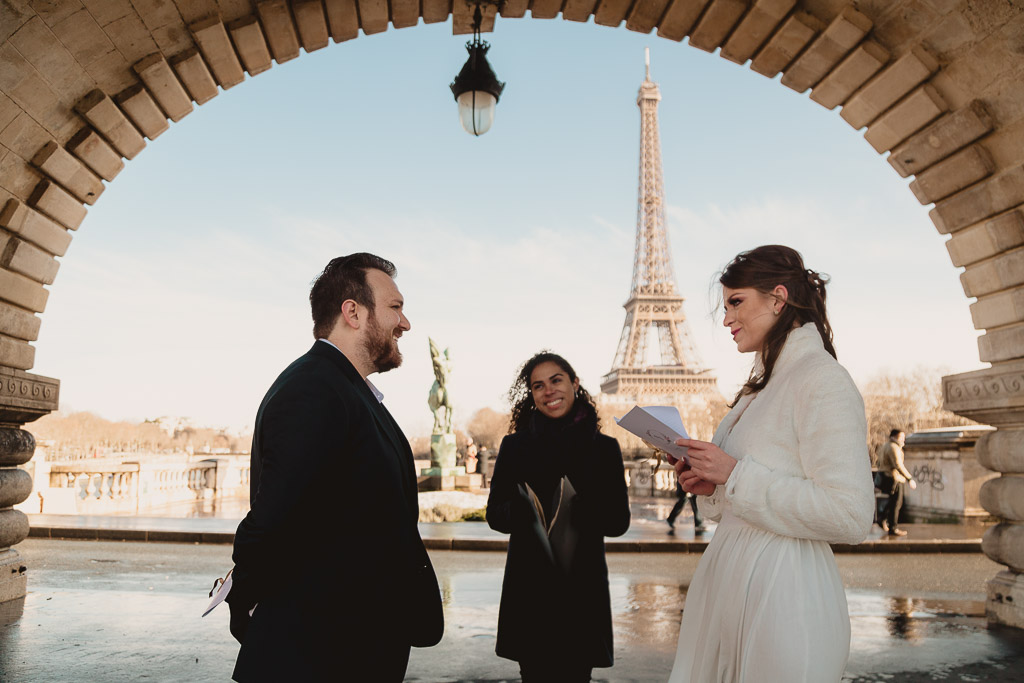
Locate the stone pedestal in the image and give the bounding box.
[0,367,59,604]
[944,361,1024,628]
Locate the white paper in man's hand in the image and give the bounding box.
[614,406,691,463]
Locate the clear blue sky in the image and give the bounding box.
[33,18,983,436]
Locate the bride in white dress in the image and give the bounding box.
[668,245,875,683]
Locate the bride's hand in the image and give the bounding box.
[676,438,737,486]
[678,467,716,496]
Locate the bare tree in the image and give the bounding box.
[466,407,510,452]
[860,366,976,464]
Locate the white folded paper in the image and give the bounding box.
[614,405,691,463]
[202,570,233,617]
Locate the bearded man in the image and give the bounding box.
[227,253,443,681]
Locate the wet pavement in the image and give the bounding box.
[2,539,1021,682]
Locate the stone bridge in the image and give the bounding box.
[0,0,1022,627]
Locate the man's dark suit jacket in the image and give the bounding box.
[228,341,443,681]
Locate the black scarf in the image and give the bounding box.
[521,401,599,521]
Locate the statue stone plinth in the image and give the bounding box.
[421,433,464,477]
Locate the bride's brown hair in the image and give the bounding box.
[720,245,835,406]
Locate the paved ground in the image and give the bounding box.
[1,539,1021,682]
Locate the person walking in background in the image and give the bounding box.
[486,352,631,682]
[226,253,443,682]
[666,481,706,535]
[668,245,875,683]
[878,429,917,537]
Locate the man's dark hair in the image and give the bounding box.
[309,253,396,339]
[889,429,904,439]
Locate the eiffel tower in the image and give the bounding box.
[600,50,719,401]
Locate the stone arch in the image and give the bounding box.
[0,0,1022,624]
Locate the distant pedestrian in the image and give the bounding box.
[878,429,917,537]
[226,253,442,682]
[487,351,630,682]
[666,481,706,535]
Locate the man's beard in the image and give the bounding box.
[363,312,402,374]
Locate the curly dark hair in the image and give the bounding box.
[719,244,835,406]
[507,351,599,434]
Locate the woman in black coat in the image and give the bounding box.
[486,351,631,682]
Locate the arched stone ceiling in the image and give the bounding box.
[0,0,1023,376]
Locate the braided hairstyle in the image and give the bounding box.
[720,245,834,406]
[507,351,599,434]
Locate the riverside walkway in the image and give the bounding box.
[3,512,1021,682]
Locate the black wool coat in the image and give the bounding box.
[486,410,631,668]
[227,341,443,681]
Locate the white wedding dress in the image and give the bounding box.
[668,325,875,683]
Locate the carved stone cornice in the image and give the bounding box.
[0,367,59,427]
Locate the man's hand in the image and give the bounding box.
[228,601,250,644]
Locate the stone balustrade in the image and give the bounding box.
[15,455,250,516]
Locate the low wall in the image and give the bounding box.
[903,426,997,521]
[15,454,251,515]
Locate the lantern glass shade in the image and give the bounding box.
[456,90,497,136]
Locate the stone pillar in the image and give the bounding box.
[0,367,59,604]
[944,361,1024,628]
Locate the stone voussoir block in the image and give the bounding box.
[531,0,562,20]
[840,46,938,130]
[355,0,389,34]
[0,266,47,313]
[0,335,35,371]
[657,0,712,41]
[31,141,105,206]
[256,0,301,62]
[889,101,995,179]
[0,300,41,343]
[931,167,1024,235]
[626,0,674,34]
[75,90,145,160]
[115,84,169,140]
[0,199,72,257]
[323,0,360,41]
[0,466,32,508]
[134,54,194,123]
[911,145,995,205]
[291,0,330,52]
[422,0,452,23]
[390,0,418,28]
[781,6,872,93]
[28,180,85,230]
[4,238,59,285]
[810,41,889,110]
[688,0,748,53]
[946,210,1024,268]
[864,84,946,154]
[170,49,218,107]
[0,427,35,466]
[750,11,823,79]
[66,128,123,182]
[960,246,1024,298]
[971,286,1024,330]
[979,322,1024,364]
[190,16,246,89]
[228,16,274,77]
[720,0,797,65]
